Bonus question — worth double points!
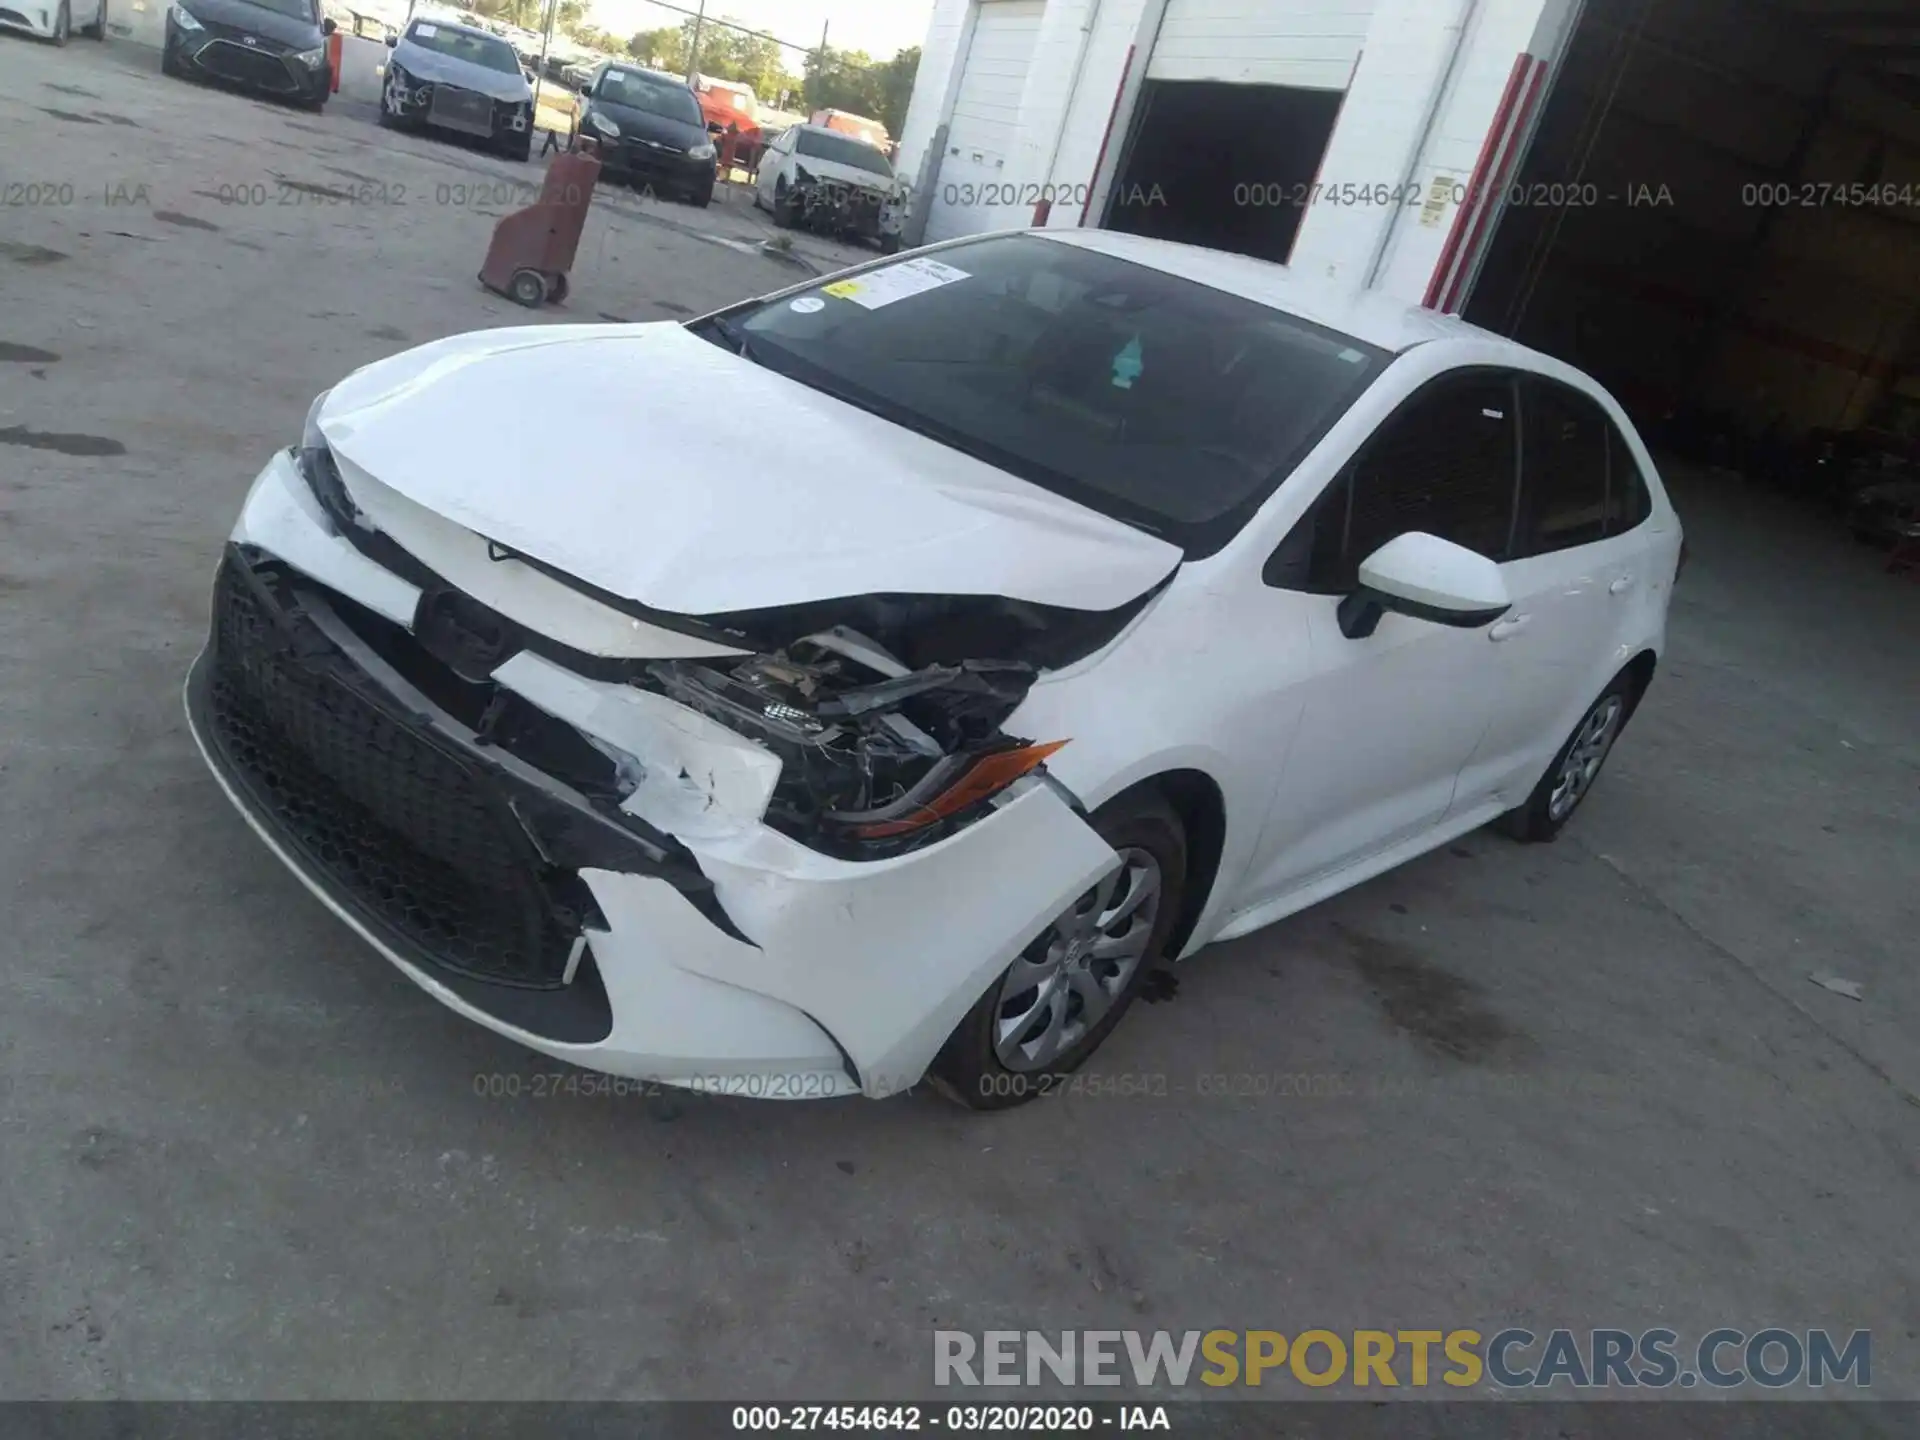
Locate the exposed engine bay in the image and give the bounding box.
[647,626,1046,853]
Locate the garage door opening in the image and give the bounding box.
[1461,0,1920,498]
[1104,81,1343,264]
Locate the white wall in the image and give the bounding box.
[896,0,976,193]
[1147,0,1373,87]
[1288,0,1575,303]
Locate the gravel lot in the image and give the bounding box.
[2,34,1917,1421]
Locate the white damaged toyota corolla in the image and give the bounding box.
[185,229,1682,1107]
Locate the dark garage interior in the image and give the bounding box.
[1465,0,1920,537]
[1102,80,1344,263]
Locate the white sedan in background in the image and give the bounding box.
[184,230,1682,1108]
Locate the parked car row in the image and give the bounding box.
[156,0,539,157]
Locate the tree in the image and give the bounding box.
[801,45,917,135]
[873,46,919,136]
[627,22,688,70]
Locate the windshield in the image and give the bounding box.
[247,0,316,19]
[724,234,1389,555]
[795,129,893,178]
[405,22,522,75]
[598,69,702,125]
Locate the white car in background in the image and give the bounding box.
[755,122,906,249]
[184,230,1681,1109]
[1,0,106,43]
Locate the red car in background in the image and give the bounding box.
[812,107,892,156]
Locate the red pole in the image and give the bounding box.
[328,29,343,93]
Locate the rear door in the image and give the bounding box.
[1450,375,1656,814]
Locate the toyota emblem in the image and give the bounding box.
[242,35,257,44]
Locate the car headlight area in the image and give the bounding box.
[187,446,1121,1098]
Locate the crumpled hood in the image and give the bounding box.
[389,39,531,103]
[318,323,1183,615]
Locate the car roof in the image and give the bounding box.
[1031,228,1520,355]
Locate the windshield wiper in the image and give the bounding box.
[705,313,764,365]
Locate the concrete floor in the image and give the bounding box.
[2,35,1918,1417]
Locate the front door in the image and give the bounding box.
[1244,370,1523,901]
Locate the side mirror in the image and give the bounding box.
[577,81,592,97]
[321,15,335,34]
[384,32,397,46]
[1336,532,1511,640]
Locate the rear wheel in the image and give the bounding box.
[930,789,1187,1110]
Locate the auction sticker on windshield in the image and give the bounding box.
[822,258,970,310]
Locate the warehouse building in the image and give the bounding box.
[895,0,1920,448]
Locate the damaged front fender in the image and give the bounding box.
[585,777,1121,1094]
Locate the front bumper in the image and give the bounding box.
[383,66,530,142]
[594,136,713,194]
[185,450,1118,1097]
[795,179,891,238]
[165,19,332,102]
[0,4,59,36]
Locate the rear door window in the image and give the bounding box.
[1516,378,1612,556]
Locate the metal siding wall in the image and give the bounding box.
[921,0,1051,242]
[1146,0,1376,88]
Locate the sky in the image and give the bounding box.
[592,0,934,61]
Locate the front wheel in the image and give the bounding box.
[930,789,1187,1110]
[1497,677,1635,843]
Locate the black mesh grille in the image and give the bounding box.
[196,39,297,91]
[206,558,582,988]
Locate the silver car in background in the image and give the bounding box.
[380,15,535,160]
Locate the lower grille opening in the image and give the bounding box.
[196,40,297,91]
[206,556,593,990]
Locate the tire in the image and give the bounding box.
[1496,676,1637,843]
[930,789,1188,1111]
[878,234,901,255]
[501,131,532,162]
[507,268,546,307]
[51,1,70,44]
[772,179,795,228]
[688,184,712,208]
[161,44,183,76]
[376,103,397,129]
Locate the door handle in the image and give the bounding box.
[1609,576,1636,595]
[1489,614,1531,642]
